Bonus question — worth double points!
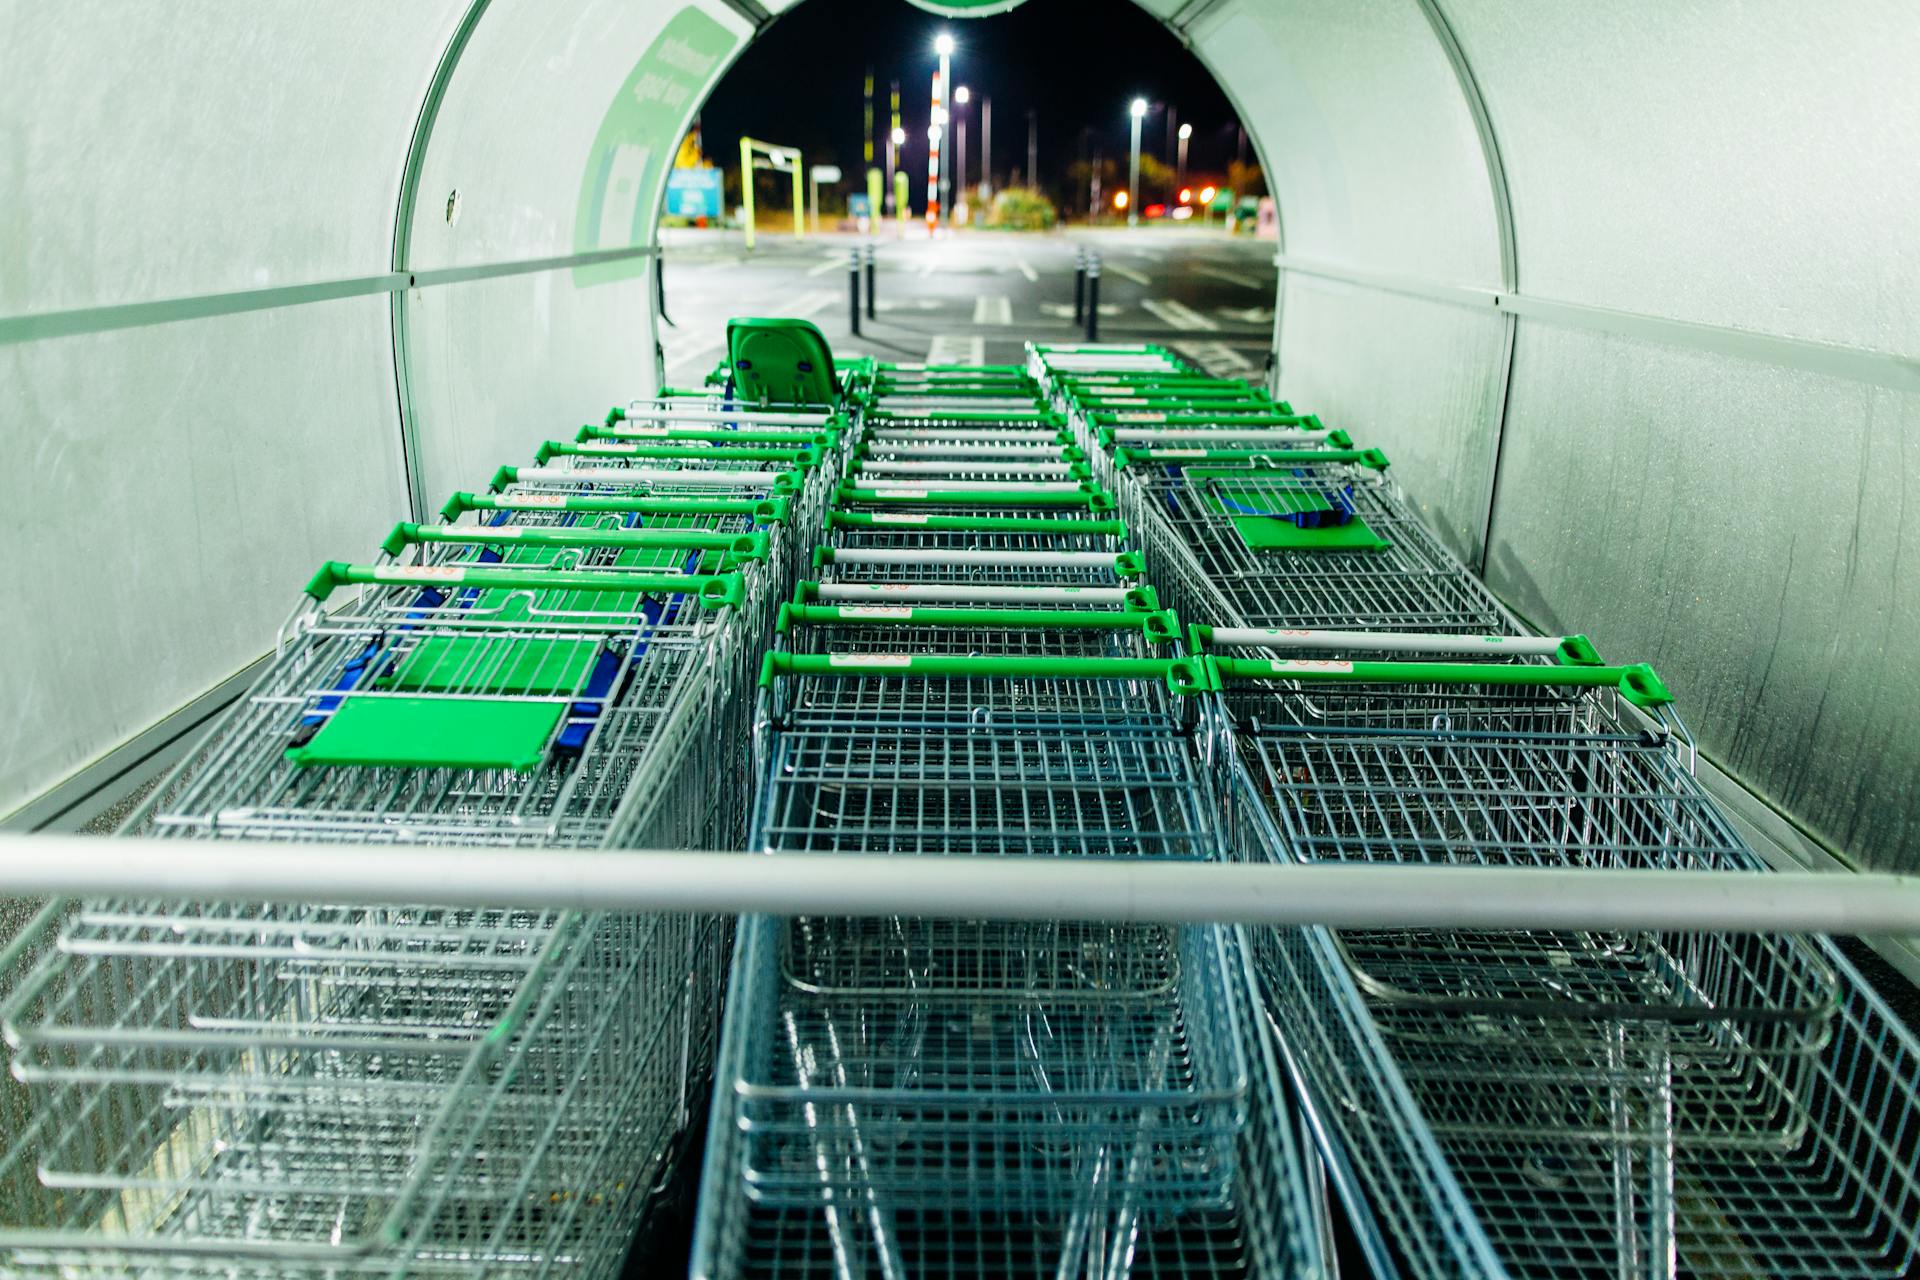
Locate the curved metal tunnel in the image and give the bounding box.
[3,4,1916,890]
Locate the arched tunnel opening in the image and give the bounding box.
[3,0,1918,1275]
[658,0,1276,390]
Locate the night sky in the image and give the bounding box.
[695,0,1248,213]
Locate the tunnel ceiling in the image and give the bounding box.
[3,0,1917,873]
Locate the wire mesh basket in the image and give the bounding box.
[1213,660,1840,1135]
[1111,456,1514,634]
[754,660,1216,862]
[1207,664,1919,1277]
[693,921,1319,1279]
[722,913,1250,1214]
[0,904,726,1277]
[1227,771,1920,1279]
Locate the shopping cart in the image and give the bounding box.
[489,443,828,591]
[1202,640,1919,1278]
[1027,343,1193,380]
[132,530,758,847]
[0,899,723,1279]
[690,648,1323,1278]
[1108,450,1516,635]
[0,398,787,1272]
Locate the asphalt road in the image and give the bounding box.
[656,225,1278,385]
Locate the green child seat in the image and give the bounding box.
[727,316,838,407]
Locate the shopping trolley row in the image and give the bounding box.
[1030,343,1920,1279]
[689,366,1329,1277]
[0,391,848,1277]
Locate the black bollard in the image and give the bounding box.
[1085,255,1101,342]
[849,249,862,337]
[1072,248,1086,325]
[864,244,876,320]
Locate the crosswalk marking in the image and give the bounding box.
[927,334,986,364]
[1015,260,1039,282]
[1195,265,1271,291]
[1104,263,1152,286]
[805,254,847,277]
[971,295,1013,325]
[1142,298,1219,331]
[1174,341,1258,376]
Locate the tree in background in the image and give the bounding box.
[987,188,1057,230]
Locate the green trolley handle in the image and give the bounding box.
[777,602,1178,644]
[580,424,838,448]
[825,511,1127,536]
[1209,656,1674,709]
[441,491,790,524]
[760,652,1210,695]
[303,562,747,608]
[383,522,768,561]
[534,440,824,468]
[1114,446,1390,471]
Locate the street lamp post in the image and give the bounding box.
[980,96,992,203]
[886,126,905,219]
[1127,98,1147,229]
[953,85,970,226]
[1177,121,1192,194]
[929,32,954,233]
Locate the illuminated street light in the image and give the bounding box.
[954,85,970,105]
[1113,191,1129,210]
[929,33,956,231]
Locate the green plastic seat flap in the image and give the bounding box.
[1229,515,1391,552]
[286,697,564,772]
[727,316,838,406]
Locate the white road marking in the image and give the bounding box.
[1015,260,1039,282]
[1142,298,1219,331]
[1040,302,1122,318]
[785,289,840,318]
[1104,263,1152,286]
[972,295,1013,325]
[1174,341,1257,375]
[1218,305,1277,325]
[1196,265,1271,291]
[927,334,986,364]
[806,254,848,276]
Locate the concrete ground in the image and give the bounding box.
[656,224,1279,384]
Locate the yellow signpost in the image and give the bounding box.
[738,136,805,250]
